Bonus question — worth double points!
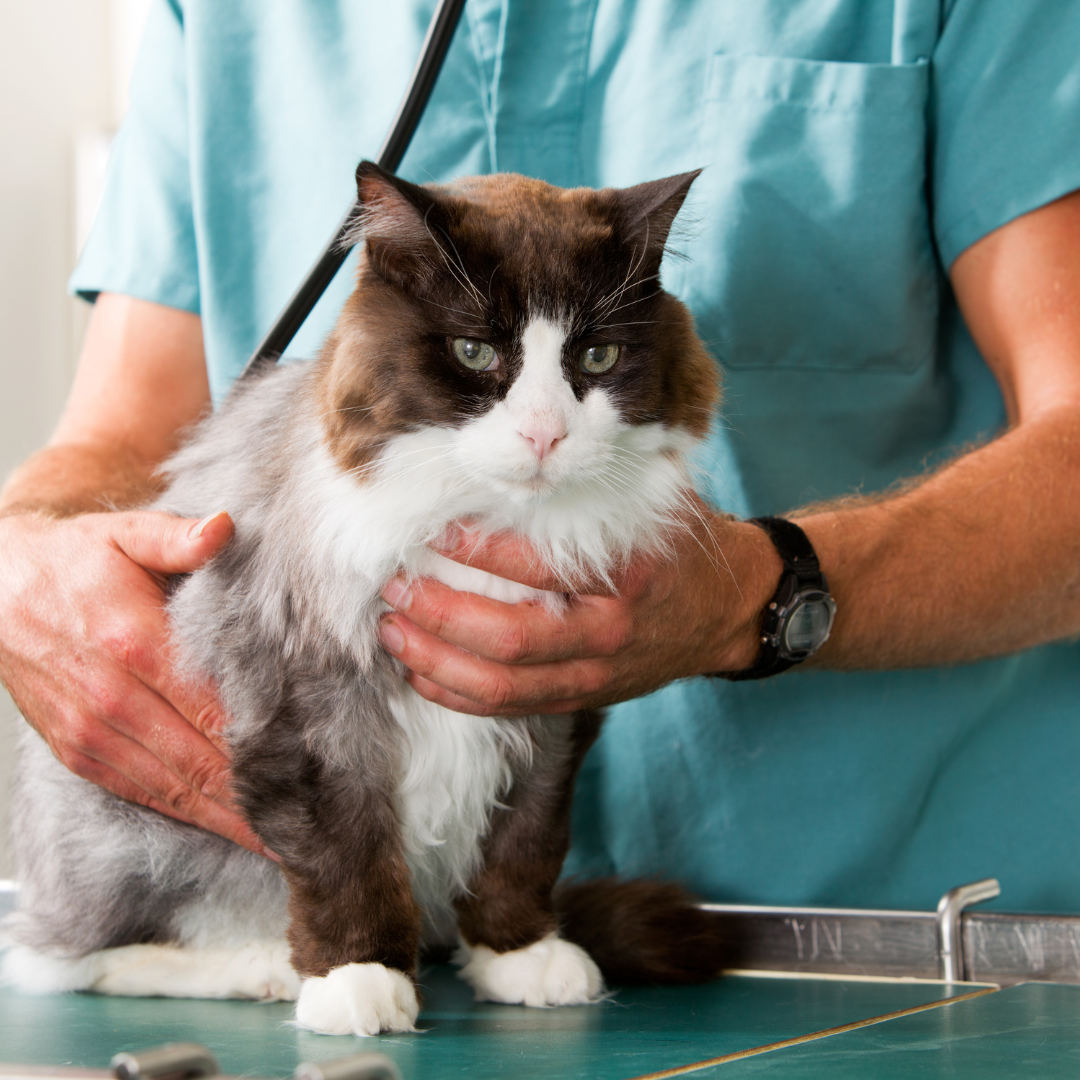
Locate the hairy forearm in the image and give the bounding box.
[0,441,163,519]
[1,295,208,520]
[796,405,1080,669]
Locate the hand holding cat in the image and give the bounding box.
[379,504,783,716]
[0,508,272,858]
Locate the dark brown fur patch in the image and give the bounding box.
[455,709,604,954]
[230,666,423,980]
[316,163,719,476]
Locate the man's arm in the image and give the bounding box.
[374,190,1080,714]
[800,188,1080,667]
[0,293,270,855]
[2,291,210,514]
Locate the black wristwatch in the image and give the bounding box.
[718,516,836,681]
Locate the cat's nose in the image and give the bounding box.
[518,421,566,461]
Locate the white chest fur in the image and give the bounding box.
[386,552,541,940]
[303,407,692,935]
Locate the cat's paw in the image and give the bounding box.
[294,963,419,1036]
[456,933,604,1007]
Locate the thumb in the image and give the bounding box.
[108,510,235,576]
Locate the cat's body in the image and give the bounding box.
[4,164,723,1035]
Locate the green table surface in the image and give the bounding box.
[0,968,980,1080]
[712,981,1080,1079]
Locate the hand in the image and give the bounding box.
[378,500,782,716]
[0,508,274,858]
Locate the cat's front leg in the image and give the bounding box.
[232,700,422,1036]
[454,710,605,1008]
[284,843,421,1036]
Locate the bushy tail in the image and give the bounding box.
[554,878,731,985]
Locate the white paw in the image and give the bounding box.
[456,933,604,1007]
[294,963,419,1036]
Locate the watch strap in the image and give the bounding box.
[717,516,830,682]
[751,515,823,586]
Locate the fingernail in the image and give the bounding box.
[262,847,282,864]
[381,579,413,612]
[188,510,228,540]
[379,617,406,655]
[432,523,463,553]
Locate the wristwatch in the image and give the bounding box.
[719,516,837,681]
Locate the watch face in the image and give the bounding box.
[780,591,836,658]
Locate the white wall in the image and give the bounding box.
[0,0,150,876]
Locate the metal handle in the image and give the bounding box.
[109,1047,401,1080]
[111,1045,219,1080]
[937,877,1001,982]
[294,1055,402,1080]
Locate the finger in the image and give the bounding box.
[90,597,234,757]
[86,519,233,754]
[140,638,232,755]
[108,509,235,577]
[88,668,240,810]
[431,525,617,595]
[63,725,271,857]
[405,671,585,717]
[382,577,627,665]
[380,613,609,713]
[160,677,231,754]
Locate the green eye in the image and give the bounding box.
[452,338,499,371]
[579,343,620,374]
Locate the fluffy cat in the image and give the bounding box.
[3,162,725,1036]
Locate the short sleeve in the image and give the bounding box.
[931,1,1080,269]
[69,0,199,313]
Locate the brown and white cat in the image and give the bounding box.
[3,162,725,1036]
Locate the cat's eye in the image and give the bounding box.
[579,344,620,374]
[452,338,499,371]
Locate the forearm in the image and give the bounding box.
[1,294,208,519]
[0,441,162,518]
[780,191,1080,671]
[796,405,1080,669]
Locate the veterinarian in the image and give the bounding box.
[2,1,1080,912]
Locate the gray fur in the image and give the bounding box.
[6,167,711,991]
[8,361,403,958]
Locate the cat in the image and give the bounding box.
[2,161,726,1036]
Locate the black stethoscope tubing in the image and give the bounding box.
[241,0,468,378]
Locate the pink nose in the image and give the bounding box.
[518,422,566,461]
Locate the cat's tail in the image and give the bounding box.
[554,878,732,985]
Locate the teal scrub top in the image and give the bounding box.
[72,0,1080,913]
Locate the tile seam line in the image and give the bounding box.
[625,984,999,1079]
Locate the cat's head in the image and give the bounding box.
[316,162,718,554]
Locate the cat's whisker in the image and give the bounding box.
[419,295,487,323]
[593,246,647,312]
[594,240,655,320]
[663,489,738,589]
[344,443,461,477]
[343,444,466,486]
[324,404,380,418]
[596,279,662,321]
[422,206,488,309]
[589,320,657,331]
[358,458,464,492]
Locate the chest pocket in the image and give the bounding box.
[683,54,935,374]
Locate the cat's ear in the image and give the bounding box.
[352,160,443,288]
[616,169,702,267]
